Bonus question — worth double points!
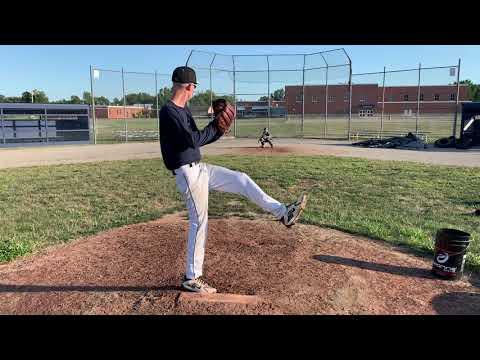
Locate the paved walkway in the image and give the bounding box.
[1,138,479,169]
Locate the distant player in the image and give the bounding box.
[259,127,273,148]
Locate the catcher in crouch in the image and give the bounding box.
[259,127,274,148]
[159,66,307,294]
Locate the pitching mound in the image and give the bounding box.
[0,213,479,315]
[213,145,349,157]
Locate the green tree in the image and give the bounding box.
[31,90,49,103]
[50,98,68,104]
[190,89,215,106]
[157,87,173,107]
[95,96,110,105]
[272,88,284,101]
[124,92,156,106]
[258,88,284,102]
[82,91,110,105]
[4,96,22,103]
[70,95,82,104]
[22,91,33,103]
[83,91,92,104]
[455,80,480,101]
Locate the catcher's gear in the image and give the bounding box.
[212,99,235,134]
[259,127,273,148]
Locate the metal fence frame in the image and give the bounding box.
[351,59,461,140]
[89,55,462,143]
[90,66,170,144]
[185,48,353,139]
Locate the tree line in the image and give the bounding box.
[457,80,480,101]
[1,82,478,106]
[0,88,234,108]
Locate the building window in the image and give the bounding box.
[388,95,394,102]
[312,95,320,103]
[403,94,409,101]
[328,95,335,103]
[344,93,349,102]
[420,93,424,101]
[296,94,303,102]
[434,94,440,101]
[450,93,455,101]
[359,96,367,103]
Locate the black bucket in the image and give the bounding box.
[432,228,471,280]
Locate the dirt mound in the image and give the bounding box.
[0,213,478,315]
[217,145,348,157]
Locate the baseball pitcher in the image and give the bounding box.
[159,66,307,294]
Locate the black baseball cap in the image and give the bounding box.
[172,66,198,85]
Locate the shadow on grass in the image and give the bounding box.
[0,284,180,293]
[462,200,480,207]
[303,219,435,258]
[431,292,480,315]
[313,254,435,280]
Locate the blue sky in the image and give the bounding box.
[0,45,478,101]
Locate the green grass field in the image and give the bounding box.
[94,114,459,143]
[1,155,478,272]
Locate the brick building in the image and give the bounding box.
[285,84,470,116]
[94,105,149,119]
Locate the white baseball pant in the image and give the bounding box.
[174,162,287,280]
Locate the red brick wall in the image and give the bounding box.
[285,84,469,114]
[93,106,145,119]
[94,106,108,118]
[95,106,145,119]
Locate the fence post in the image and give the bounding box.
[44,107,48,144]
[325,65,328,138]
[453,58,461,137]
[121,67,127,143]
[186,50,193,66]
[209,54,216,122]
[267,55,271,130]
[232,55,237,137]
[416,63,421,136]
[348,66,353,141]
[89,65,97,144]
[302,54,306,137]
[155,71,160,142]
[209,66,212,118]
[1,108,5,144]
[381,67,386,139]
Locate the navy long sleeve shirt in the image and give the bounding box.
[159,100,222,171]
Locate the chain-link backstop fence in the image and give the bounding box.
[350,61,463,142]
[89,52,463,144]
[89,66,170,143]
[185,48,352,139]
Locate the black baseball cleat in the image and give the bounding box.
[281,194,308,227]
